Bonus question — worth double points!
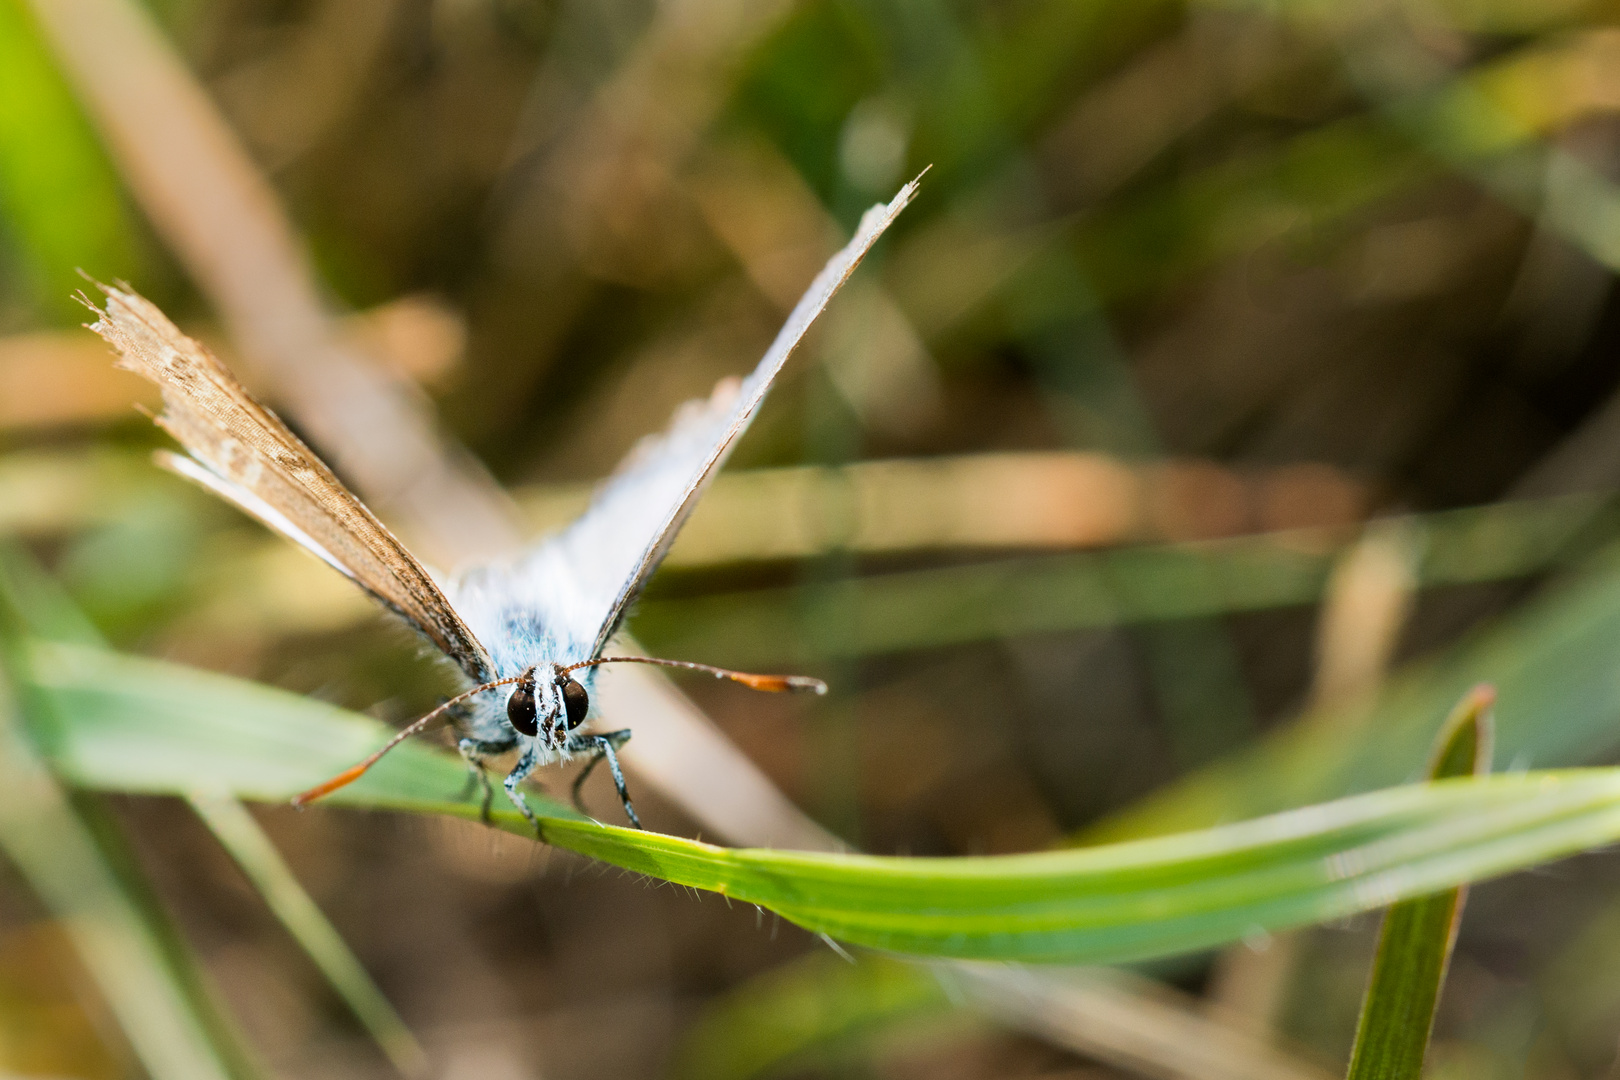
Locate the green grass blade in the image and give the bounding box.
[0,545,424,1075]
[70,790,270,1080]
[187,793,428,1078]
[0,547,263,1078]
[1345,687,1494,1080]
[24,636,1620,964]
[1423,689,1493,786]
[0,664,233,1079]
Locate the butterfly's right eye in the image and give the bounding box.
[507,675,539,737]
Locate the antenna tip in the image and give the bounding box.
[291,762,368,806]
[729,672,829,694]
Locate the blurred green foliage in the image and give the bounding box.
[7,0,1620,1075]
[0,0,134,323]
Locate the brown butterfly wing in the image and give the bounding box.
[88,283,496,684]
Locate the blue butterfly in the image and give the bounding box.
[89,181,917,831]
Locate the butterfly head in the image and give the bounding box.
[506,664,590,747]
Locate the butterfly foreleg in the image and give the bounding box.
[502,741,544,837]
[566,729,640,830]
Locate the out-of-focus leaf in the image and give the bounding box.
[669,952,948,1080]
[68,791,268,1080]
[672,951,1336,1080]
[1344,687,1493,1080]
[0,546,261,1078]
[1059,31,1620,305]
[637,494,1614,667]
[1093,541,1620,841]
[1345,29,1620,276]
[20,636,1620,964]
[1073,116,1428,303]
[0,547,422,1076]
[0,0,133,319]
[0,632,233,1077]
[187,794,427,1078]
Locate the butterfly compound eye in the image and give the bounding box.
[507,674,539,737]
[561,677,589,730]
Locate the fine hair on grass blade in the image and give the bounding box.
[1344,685,1495,1080]
[31,633,1620,968]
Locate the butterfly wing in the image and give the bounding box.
[88,284,498,684]
[449,181,918,674]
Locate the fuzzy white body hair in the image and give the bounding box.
[439,407,740,753]
[447,541,605,758]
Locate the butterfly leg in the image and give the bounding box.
[456,738,497,825]
[502,741,545,837]
[566,730,640,830]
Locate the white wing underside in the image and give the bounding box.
[157,451,357,580]
[449,181,919,677]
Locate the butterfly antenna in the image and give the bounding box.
[291,674,526,807]
[564,656,828,695]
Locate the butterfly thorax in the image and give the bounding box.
[448,554,600,678]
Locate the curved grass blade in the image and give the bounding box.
[1344,686,1493,1080]
[23,636,1620,965]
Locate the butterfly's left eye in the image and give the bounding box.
[507,675,539,737]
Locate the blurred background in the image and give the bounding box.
[6,0,1620,1076]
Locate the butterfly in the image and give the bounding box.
[85,180,918,831]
